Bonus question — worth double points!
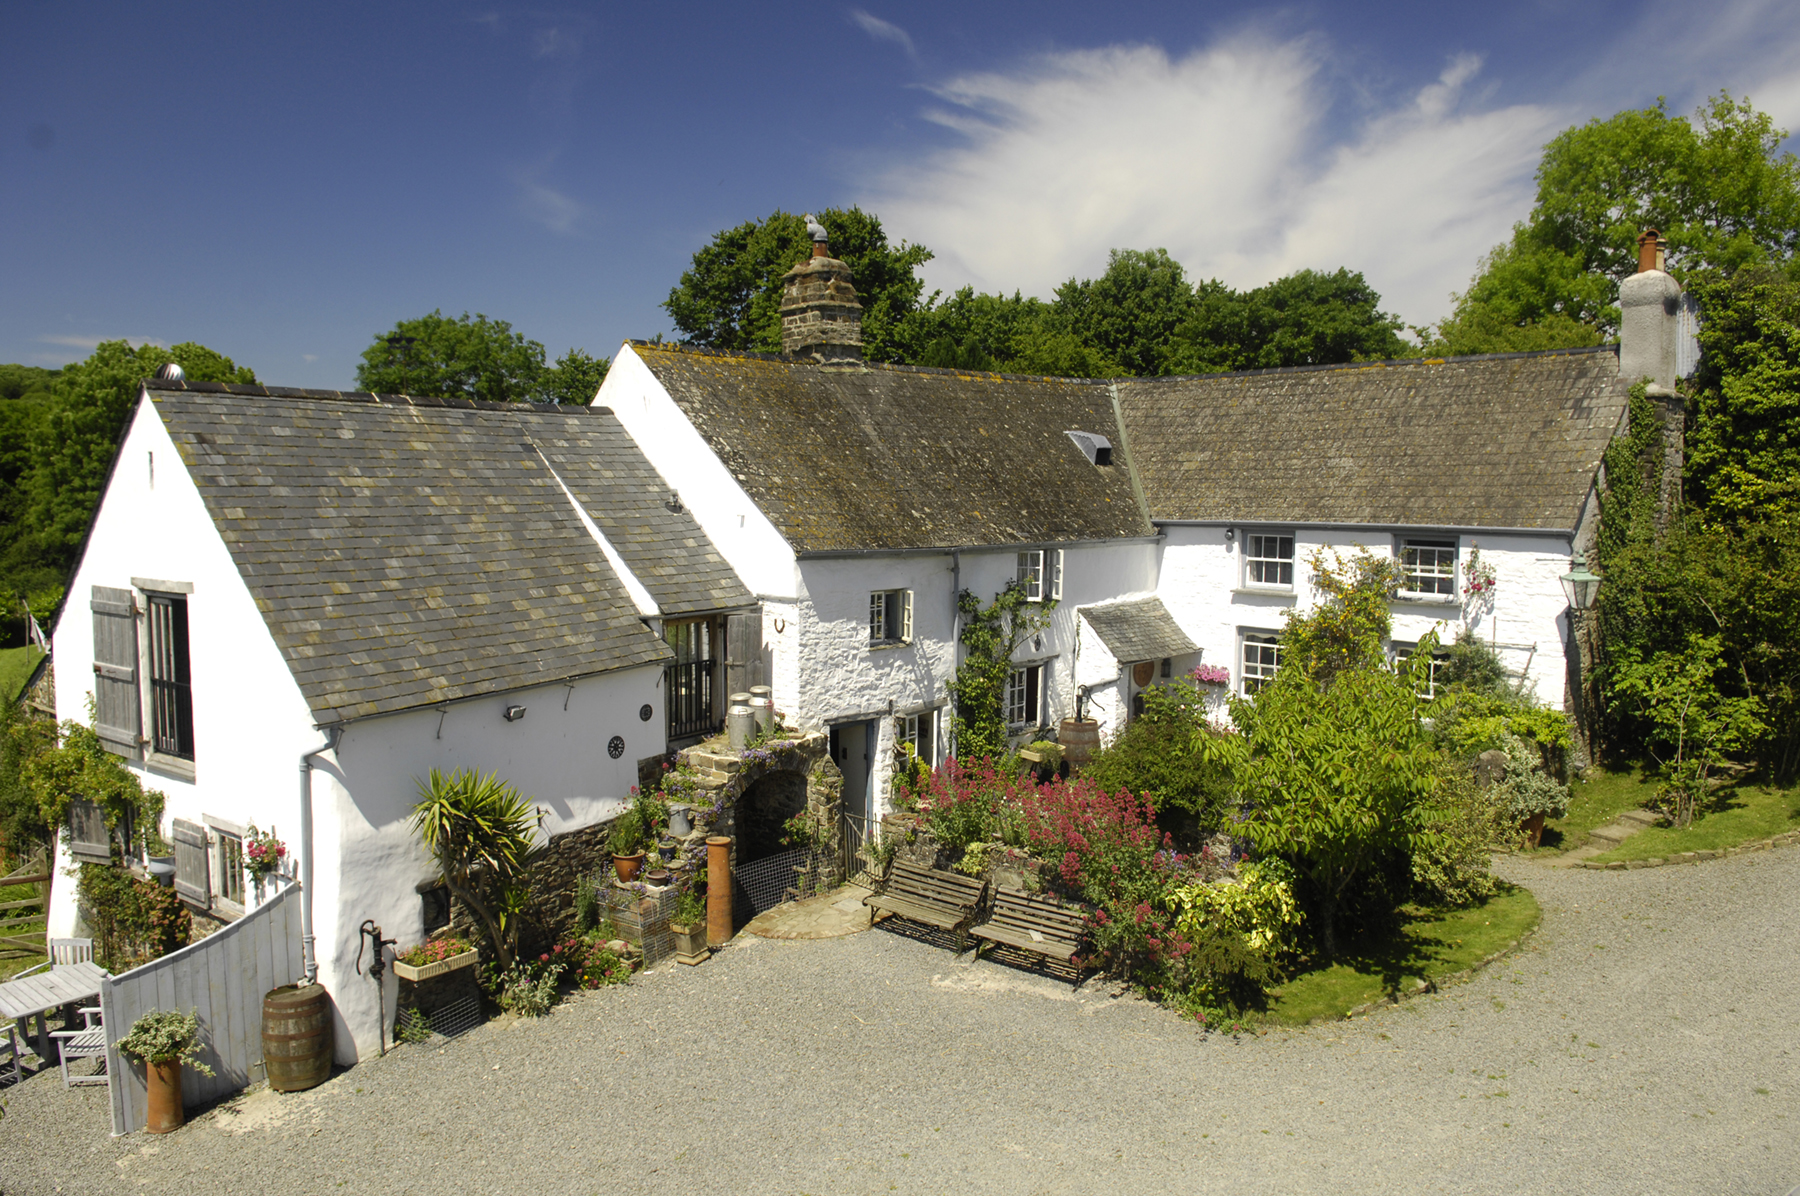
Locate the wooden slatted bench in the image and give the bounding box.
[971,887,1088,973]
[863,859,988,951]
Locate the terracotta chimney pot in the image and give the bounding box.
[1637,229,1661,274]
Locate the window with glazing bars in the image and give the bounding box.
[869,589,912,644]
[664,619,717,739]
[1004,664,1042,728]
[215,831,244,905]
[900,709,934,766]
[1241,633,1281,695]
[1245,532,1294,587]
[147,593,194,759]
[1399,539,1457,597]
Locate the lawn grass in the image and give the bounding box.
[1265,884,1540,1025]
[1592,777,1800,862]
[1527,764,1662,854]
[0,644,44,704]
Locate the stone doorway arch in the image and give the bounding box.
[678,731,843,866]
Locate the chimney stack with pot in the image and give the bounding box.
[1617,228,1686,534]
[779,214,864,364]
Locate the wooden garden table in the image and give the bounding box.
[0,961,109,1062]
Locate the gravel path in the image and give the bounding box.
[4,850,1798,1196]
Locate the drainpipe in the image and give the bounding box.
[299,726,343,985]
[949,548,962,758]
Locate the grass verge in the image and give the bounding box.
[1265,884,1540,1025]
[0,878,48,981]
[1527,765,1661,854]
[0,644,44,704]
[1591,778,1800,861]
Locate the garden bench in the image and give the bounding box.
[863,859,987,950]
[971,887,1087,972]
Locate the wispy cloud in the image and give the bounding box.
[518,178,586,235]
[863,37,1560,327]
[849,10,917,61]
[37,333,166,351]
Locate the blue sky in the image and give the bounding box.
[6,1,1799,388]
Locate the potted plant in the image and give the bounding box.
[244,823,287,897]
[669,888,709,964]
[644,868,672,888]
[117,1008,215,1133]
[392,933,478,982]
[609,808,647,882]
[657,835,679,863]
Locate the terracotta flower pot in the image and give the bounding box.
[145,1059,184,1134]
[613,852,646,882]
[1522,812,1546,849]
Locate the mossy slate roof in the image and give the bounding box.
[1078,596,1197,663]
[634,346,1152,552]
[1114,347,1629,529]
[148,383,745,724]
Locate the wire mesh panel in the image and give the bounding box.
[736,847,841,917]
[409,994,482,1042]
[603,885,679,967]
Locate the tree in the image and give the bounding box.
[1055,249,1198,377]
[1613,634,1766,826]
[1173,269,1410,373]
[16,341,254,597]
[411,769,540,972]
[1429,93,1800,353]
[354,312,608,405]
[1684,268,1800,529]
[664,207,933,363]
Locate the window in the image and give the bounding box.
[1017,550,1064,601]
[664,618,717,740]
[868,589,913,645]
[1241,633,1282,695]
[1004,664,1043,729]
[1399,539,1457,598]
[215,830,245,907]
[146,593,194,760]
[1392,643,1450,699]
[899,709,935,766]
[1244,532,1294,588]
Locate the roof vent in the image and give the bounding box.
[1064,430,1113,466]
[155,361,185,382]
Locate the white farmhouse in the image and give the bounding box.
[48,378,750,1061]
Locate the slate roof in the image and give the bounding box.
[145,382,742,724]
[1114,347,1629,530]
[633,345,1152,553]
[1078,596,1197,663]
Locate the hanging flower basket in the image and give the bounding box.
[1190,664,1231,688]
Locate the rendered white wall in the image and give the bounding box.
[1155,525,1576,708]
[597,346,800,601]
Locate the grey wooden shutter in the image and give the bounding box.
[90,586,141,758]
[171,818,211,906]
[724,610,763,696]
[66,799,112,864]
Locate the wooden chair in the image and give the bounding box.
[0,1022,19,1087]
[51,1006,107,1088]
[14,937,96,978]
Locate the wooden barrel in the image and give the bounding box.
[263,983,332,1092]
[1058,718,1101,768]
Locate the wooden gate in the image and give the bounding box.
[0,853,50,961]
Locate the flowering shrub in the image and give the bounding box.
[490,957,563,1016]
[398,934,473,968]
[1190,664,1232,687]
[548,935,632,989]
[1462,545,1497,600]
[243,824,287,879]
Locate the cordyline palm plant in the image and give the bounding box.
[411,769,540,972]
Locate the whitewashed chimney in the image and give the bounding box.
[1618,228,1681,389]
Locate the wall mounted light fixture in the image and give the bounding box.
[502,705,527,723]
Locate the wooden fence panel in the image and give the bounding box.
[102,881,304,1136]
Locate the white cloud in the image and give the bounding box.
[864,37,1559,327]
[849,10,916,60]
[518,178,585,235]
[37,333,166,351]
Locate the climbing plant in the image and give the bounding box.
[24,708,165,856]
[946,583,1057,760]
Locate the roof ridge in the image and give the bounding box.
[630,338,1618,384]
[146,378,610,416]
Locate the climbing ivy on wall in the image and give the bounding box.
[947,583,1057,761]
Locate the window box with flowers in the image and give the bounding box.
[393,934,479,982]
[1190,664,1232,688]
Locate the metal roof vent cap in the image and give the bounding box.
[155,361,185,382]
[1064,430,1113,466]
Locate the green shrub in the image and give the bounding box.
[1411,767,1508,907]
[1082,690,1234,831]
[117,1008,214,1073]
[1493,733,1572,821]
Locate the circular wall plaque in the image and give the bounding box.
[607,735,625,759]
[1132,661,1156,687]
[638,704,653,722]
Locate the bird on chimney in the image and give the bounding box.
[804,213,828,243]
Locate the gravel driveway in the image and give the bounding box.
[4,850,1797,1196]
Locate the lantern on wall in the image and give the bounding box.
[1559,552,1601,611]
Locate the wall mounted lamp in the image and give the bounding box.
[502,705,527,723]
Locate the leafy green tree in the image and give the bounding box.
[947,584,1056,760]
[411,768,540,971]
[1684,268,1800,529]
[1429,93,1800,353]
[1055,249,1197,377]
[1173,269,1410,373]
[664,207,933,363]
[18,341,254,588]
[1613,634,1766,826]
[354,312,600,405]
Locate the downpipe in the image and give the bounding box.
[299,726,343,985]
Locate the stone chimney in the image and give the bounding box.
[1617,228,1685,533]
[779,214,863,364]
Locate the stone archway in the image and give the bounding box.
[678,731,842,866]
